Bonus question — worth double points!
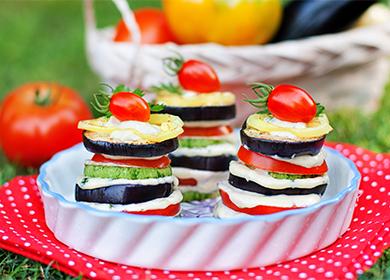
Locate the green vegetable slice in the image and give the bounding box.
[179,138,226,148]
[268,172,320,180]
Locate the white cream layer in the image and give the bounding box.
[173,167,228,193]
[265,116,307,129]
[77,176,177,190]
[172,143,236,157]
[230,161,328,190]
[81,189,183,212]
[107,116,161,141]
[218,182,321,208]
[270,149,326,168]
[214,201,249,218]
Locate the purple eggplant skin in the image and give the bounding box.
[83,133,179,157]
[240,129,325,158]
[75,182,172,204]
[272,0,375,42]
[229,174,327,196]
[169,154,236,171]
[158,104,236,122]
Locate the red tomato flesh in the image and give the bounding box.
[180,125,233,137]
[124,203,180,216]
[267,84,317,123]
[113,8,175,44]
[237,146,327,175]
[178,178,198,186]
[91,154,170,168]
[178,60,221,93]
[220,190,299,215]
[109,91,150,122]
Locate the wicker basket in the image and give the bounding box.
[85,0,390,124]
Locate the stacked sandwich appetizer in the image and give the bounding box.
[151,54,236,201]
[216,83,333,217]
[76,85,184,216]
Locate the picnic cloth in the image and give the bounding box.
[0,142,389,280]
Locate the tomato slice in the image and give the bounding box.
[220,190,298,215]
[237,146,327,175]
[91,154,171,168]
[178,178,197,186]
[181,125,233,137]
[123,203,180,216]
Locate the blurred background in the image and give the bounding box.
[0,0,390,278]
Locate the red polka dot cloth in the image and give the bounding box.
[0,143,389,280]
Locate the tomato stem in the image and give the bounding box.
[34,89,52,106]
[162,51,184,76]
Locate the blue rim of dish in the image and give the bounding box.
[37,143,361,225]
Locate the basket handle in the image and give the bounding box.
[84,0,143,86]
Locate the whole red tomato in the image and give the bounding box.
[178,59,221,93]
[109,91,150,122]
[113,8,175,44]
[267,84,317,123]
[0,82,92,167]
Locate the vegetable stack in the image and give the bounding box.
[76,85,184,216]
[151,54,236,201]
[216,83,333,218]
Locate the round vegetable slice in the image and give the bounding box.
[237,146,328,175]
[241,128,325,157]
[170,154,236,171]
[159,104,236,122]
[124,203,180,216]
[228,174,327,196]
[181,125,233,137]
[83,133,179,157]
[78,114,184,143]
[91,154,171,168]
[75,183,173,204]
[246,113,333,139]
[220,189,299,215]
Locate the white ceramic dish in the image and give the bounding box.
[37,144,360,271]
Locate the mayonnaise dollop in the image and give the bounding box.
[108,116,161,141]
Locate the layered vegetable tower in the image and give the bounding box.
[151,54,236,201]
[216,83,333,217]
[76,85,184,216]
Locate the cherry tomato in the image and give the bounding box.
[267,84,317,123]
[113,8,175,44]
[220,190,298,215]
[124,203,180,216]
[178,178,197,186]
[0,82,92,167]
[181,125,232,138]
[109,91,150,122]
[178,59,221,93]
[91,154,171,168]
[237,146,328,175]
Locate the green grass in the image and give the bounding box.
[0,0,388,279]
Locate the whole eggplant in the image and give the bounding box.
[273,0,376,42]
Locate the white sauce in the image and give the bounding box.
[172,143,237,157]
[271,149,326,168]
[81,189,183,213]
[101,154,164,161]
[218,181,321,208]
[107,116,161,141]
[229,161,328,190]
[214,201,249,218]
[183,120,234,128]
[173,167,228,194]
[77,176,177,190]
[265,116,307,129]
[269,131,299,140]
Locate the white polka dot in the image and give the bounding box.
[24,242,31,247]
[89,271,97,278]
[2,236,9,241]
[298,272,307,279]
[68,261,75,266]
[345,272,354,279]
[46,251,52,256]
[325,271,334,278]
[112,276,121,280]
[379,187,386,193]
[86,262,92,268]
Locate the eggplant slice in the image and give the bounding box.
[240,129,325,158]
[75,182,172,204]
[83,133,179,157]
[170,155,236,171]
[229,174,327,196]
[159,104,236,122]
